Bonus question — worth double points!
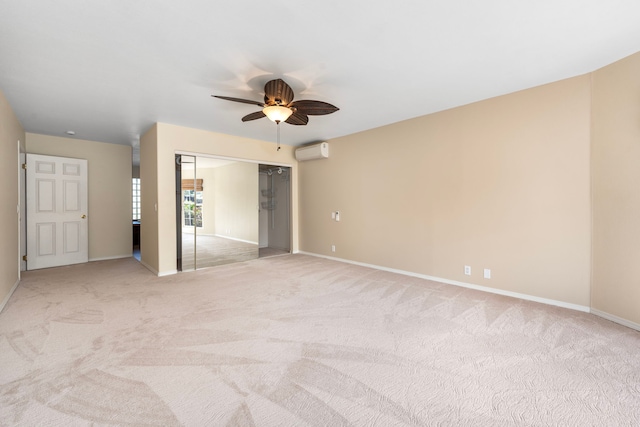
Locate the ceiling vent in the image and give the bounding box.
[295,142,329,162]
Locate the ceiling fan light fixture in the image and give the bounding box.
[263,105,293,123]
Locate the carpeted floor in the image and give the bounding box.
[1,254,639,426]
[258,247,290,258]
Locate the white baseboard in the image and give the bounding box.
[0,278,21,314]
[299,251,590,313]
[591,309,640,332]
[213,234,258,245]
[89,254,132,262]
[159,269,178,277]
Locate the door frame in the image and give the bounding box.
[18,141,25,274]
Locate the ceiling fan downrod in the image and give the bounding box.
[276,121,281,151]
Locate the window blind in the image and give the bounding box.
[181,179,203,191]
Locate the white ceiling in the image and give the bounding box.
[2,1,640,161]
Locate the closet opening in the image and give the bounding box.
[175,154,291,272]
[258,164,291,258]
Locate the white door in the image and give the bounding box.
[26,154,88,270]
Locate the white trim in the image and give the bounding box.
[591,309,640,332]
[89,254,132,262]
[0,278,21,314]
[19,150,26,273]
[299,251,591,313]
[175,150,293,169]
[17,140,21,277]
[159,269,178,277]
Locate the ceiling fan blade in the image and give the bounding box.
[212,95,264,107]
[264,79,294,106]
[241,111,266,122]
[290,100,339,115]
[285,111,309,125]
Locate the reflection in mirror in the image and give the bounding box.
[177,155,260,271]
[179,155,197,271]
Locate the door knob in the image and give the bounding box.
[81,214,86,219]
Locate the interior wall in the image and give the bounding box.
[213,162,259,243]
[26,133,132,261]
[591,51,640,325]
[0,90,25,310]
[299,75,592,308]
[140,124,159,273]
[143,122,298,275]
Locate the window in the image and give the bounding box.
[181,178,203,227]
[183,190,203,227]
[132,178,141,220]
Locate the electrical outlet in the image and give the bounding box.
[335,211,340,221]
[331,211,336,219]
[331,245,336,252]
[464,265,471,276]
[484,269,491,279]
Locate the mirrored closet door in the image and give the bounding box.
[176,154,260,271]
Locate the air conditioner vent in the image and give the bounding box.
[295,142,329,161]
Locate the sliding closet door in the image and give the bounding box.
[177,155,260,271]
[196,160,259,268]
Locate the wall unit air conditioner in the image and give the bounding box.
[295,142,329,161]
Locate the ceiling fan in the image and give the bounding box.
[212,79,339,126]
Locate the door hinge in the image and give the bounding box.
[22,163,26,169]
[22,255,27,261]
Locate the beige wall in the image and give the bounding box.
[26,133,132,261]
[300,75,592,307]
[140,124,159,273]
[591,51,640,325]
[142,122,298,275]
[0,90,25,309]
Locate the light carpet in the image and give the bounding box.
[1,255,639,426]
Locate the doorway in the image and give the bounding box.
[258,164,291,258]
